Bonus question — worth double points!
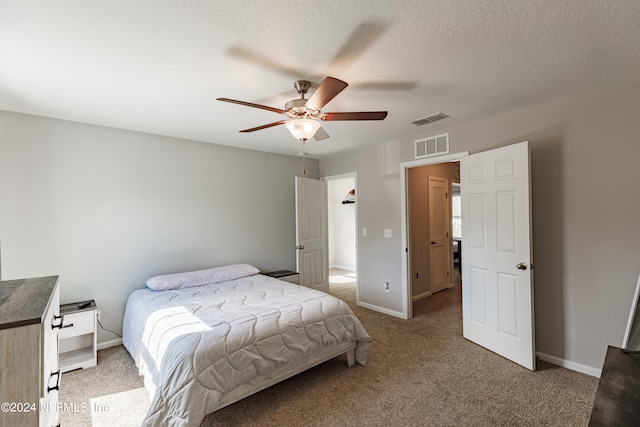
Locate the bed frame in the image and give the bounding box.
[127,272,369,426]
[215,341,356,412]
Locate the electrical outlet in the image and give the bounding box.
[384,281,390,293]
[384,228,392,238]
[96,310,101,321]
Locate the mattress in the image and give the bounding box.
[123,273,371,426]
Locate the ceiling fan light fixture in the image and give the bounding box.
[285,118,321,141]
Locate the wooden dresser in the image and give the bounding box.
[589,345,640,426]
[0,276,61,427]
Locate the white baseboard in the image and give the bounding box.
[536,351,601,378]
[329,265,356,272]
[357,301,405,319]
[97,338,123,351]
[412,291,432,302]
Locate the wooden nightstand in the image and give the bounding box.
[59,299,97,373]
[264,270,299,285]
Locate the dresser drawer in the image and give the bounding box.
[43,283,60,398]
[59,310,95,339]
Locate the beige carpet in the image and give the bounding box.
[59,270,598,426]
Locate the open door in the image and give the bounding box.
[295,176,329,293]
[461,141,535,370]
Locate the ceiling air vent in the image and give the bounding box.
[415,133,449,159]
[411,112,449,126]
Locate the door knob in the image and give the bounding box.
[296,245,304,250]
[430,241,437,245]
[516,262,528,270]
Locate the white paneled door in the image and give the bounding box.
[461,141,535,370]
[295,176,329,293]
[428,176,451,293]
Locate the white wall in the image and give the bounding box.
[320,80,640,373]
[327,177,356,271]
[0,110,319,345]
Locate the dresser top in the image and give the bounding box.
[0,276,59,330]
[589,345,640,426]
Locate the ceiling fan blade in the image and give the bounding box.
[305,77,348,111]
[313,126,330,141]
[350,81,417,91]
[217,98,285,114]
[321,111,388,121]
[239,120,287,133]
[227,45,307,80]
[328,21,389,75]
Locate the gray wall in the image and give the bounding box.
[0,110,318,344]
[320,80,640,373]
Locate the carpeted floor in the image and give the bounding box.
[59,270,598,426]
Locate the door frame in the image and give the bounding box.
[322,172,359,303]
[400,152,469,319]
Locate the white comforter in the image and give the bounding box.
[123,274,371,427]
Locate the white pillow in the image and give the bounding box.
[145,263,260,291]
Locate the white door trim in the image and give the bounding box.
[400,151,469,319]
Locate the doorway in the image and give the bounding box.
[324,173,358,300]
[451,182,462,275]
[400,152,469,319]
[407,163,460,301]
[401,143,535,369]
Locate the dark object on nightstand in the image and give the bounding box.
[263,270,299,285]
[588,345,640,426]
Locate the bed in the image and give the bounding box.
[122,264,371,427]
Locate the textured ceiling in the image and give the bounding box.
[1,0,639,158]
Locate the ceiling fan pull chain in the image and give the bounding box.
[301,142,307,175]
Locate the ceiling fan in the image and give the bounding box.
[217,76,388,142]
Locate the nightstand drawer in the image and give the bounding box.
[59,310,95,339]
